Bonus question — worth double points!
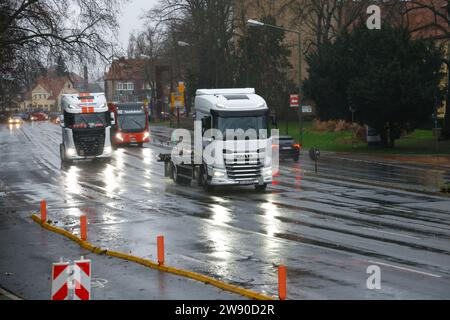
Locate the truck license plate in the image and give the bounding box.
[239,180,255,185]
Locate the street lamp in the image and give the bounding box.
[174,40,192,128]
[140,54,155,121]
[247,19,304,147]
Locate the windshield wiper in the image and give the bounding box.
[130,118,144,131]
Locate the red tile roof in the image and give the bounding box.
[34,76,74,99]
[105,58,145,81]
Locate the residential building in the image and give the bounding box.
[22,76,79,112]
[104,58,151,103]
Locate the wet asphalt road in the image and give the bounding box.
[1,122,450,299]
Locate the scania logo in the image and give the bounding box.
[235,154,250,160]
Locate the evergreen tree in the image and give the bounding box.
[305,24,443,147]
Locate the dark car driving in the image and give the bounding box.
[278,136,300,162]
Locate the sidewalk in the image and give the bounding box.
[332,153,450,170]
[0,212,245,300]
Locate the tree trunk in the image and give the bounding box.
[380,122,395,148]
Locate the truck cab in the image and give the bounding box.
[195,88,274,191]
[109,102,150,148]
[59,93,113,166]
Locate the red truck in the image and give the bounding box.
[108,102,150,148]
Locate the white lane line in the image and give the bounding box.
[362,227,421,240]
[367,260,442,278]
[0,287,23,300]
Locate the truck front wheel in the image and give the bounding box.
[60,144,72,167]
[201,165,214,192]
[255,184,268,192]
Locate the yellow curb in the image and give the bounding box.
[31,214,274,300]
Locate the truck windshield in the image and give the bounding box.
[215,115,268,139]
[65,112,108,129]
[118,113,146,132]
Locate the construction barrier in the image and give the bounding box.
[278,265,287,300]
[51,261,69,300]
[32,209,276,300]
[40,200,47,222]
[80,215,87,241]
[157,235,165,266]
[74,258,91,300]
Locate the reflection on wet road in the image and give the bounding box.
[1,122,450,299]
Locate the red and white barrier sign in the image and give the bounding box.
[51,258,91,300]
[74,258,91,300]
[51,262,69,300]
[290,94,300,108]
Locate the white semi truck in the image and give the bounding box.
[59,92,113,166]
[159,88,275,192]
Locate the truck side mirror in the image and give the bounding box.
[110,112,116,125]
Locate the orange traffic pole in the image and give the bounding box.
[80,216,87,241]
[278,265,287,300]
[40,200,47,222]
[157,236,165,265]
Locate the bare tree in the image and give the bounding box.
[0,0,126,74]
[127,26,167,111]
[0,0,126,111]
[146,0,235,89]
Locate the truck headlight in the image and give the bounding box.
[116,133,123,141]
[143,131,150,139]
[263,168,273,177]
[67,148,76,156]
[213,169,225,178]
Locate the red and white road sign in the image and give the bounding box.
[51,262,69,300]
[73,258,91,300]
[290,94,300,108]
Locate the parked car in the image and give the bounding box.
[278,136,301,162]
[366,126,381,146]
[30,112,49,121]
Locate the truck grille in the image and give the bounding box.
[73,129,105,157]
[224,150,264,182]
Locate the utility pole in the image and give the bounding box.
[297,33,303,148]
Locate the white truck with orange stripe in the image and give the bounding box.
[59,92,113,166]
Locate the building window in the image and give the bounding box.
[117,82,134,91]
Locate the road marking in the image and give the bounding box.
[363,227,421,240]
[367,260,442,278]
[0,287,23,300]
[91,278,108,289]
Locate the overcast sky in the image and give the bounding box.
[118,0,160,49]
